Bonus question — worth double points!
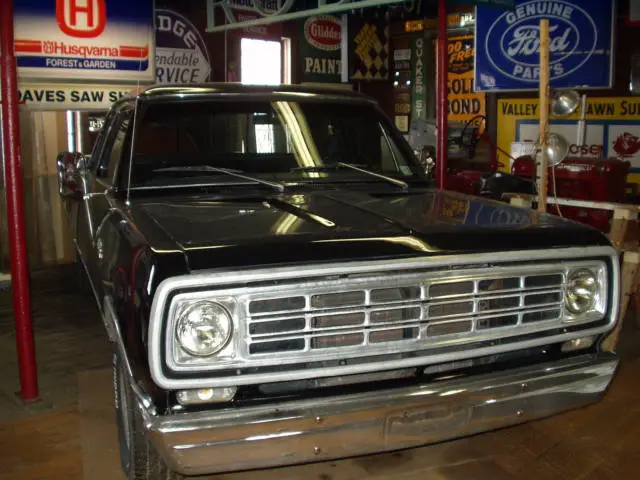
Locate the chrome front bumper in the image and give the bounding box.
[147,353,618,476]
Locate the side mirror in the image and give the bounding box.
[56,152,87,199]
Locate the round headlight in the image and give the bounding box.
[175,301,232,356]
[565,269,598,315]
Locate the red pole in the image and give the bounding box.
[1,1,39,401]
[435,0,448,190]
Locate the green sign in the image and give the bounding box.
[411,37,427,123]
[299,15,342,83]
[448,0,514,8]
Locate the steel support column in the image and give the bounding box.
[0,0,39,401]
[435,0,448,190]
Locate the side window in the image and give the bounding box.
[90,109,116,171]
[380,124,402,173]
[96,111,131,183]
[106,117,131,181]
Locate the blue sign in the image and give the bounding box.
[14,0,154,83]
[475,0,614,91]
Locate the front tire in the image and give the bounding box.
[113,353,183,480]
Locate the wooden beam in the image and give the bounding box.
[537,19,550,214]
[509,197,533,209]
[609,208,640,251]
[502,193,640,213]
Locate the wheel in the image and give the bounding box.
[113,353,183,480]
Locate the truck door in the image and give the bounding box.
[77,107,132,301]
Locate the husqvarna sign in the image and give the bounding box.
[14,0,154,83]
[475,0,614,91]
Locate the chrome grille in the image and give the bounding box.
[246,271,567,356]
[149,247,617,390]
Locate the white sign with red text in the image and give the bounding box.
[15,84,132,111]
[14,0,154,83]
[518,122,640,170]
[519,123,606,158]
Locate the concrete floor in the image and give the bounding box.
[1,265,640,479]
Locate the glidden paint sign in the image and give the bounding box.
[305,16,341,51]
[300,16,342,82]
[475,0,614,91]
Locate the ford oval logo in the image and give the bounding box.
[485,0,597,83]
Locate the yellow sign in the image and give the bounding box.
[420,13,475,30]
[497,97,640,182]
[404,20,424,32]
[448,36,485,126]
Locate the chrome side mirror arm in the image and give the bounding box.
[56,151,87,200]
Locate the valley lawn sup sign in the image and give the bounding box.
[474,0,615,92]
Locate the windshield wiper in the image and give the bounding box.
[152,165,285,192]
[292,162,408,191]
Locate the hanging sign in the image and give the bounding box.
[475,0,615,92]
[300,15,342,83]
[14,0,154,84]
[155,9,211,84]
[448,36,485,125]
[394,48,411,71]
[411,37,427,123]
[349,16,390,81]
[230,10,283,38]
[207,0,406,33]
[449,0,515,8]
[16,84,131,110]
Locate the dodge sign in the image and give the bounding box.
[475,0,614,91]
[155,9,211,84]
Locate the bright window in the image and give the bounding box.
[241,38,281,86]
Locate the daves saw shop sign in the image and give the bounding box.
[15,84,131,110]
[475,0,614,91]
[13,0,154,83]
[300,15,342,83]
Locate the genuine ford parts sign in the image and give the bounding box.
[475,0,614,91]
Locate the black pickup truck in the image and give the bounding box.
[57,84,620,479]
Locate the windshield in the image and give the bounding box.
[125,100,424,190]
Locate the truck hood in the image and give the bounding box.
[130,188,609,272]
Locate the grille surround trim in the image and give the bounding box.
[148,246,619,390]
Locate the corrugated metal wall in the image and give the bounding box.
[21,110,76,268]
[0,110,76,271]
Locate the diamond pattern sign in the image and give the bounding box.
[349,16,389,81]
